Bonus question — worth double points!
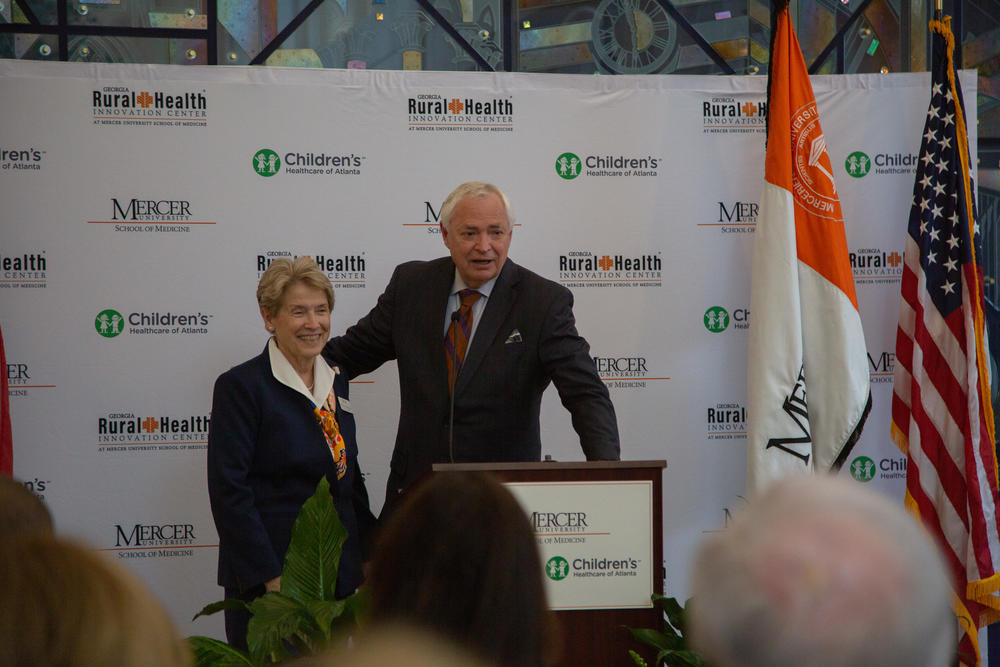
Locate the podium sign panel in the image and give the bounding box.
[506,480,653,610]
[432,461,665,666]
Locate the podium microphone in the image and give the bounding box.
[448,309,460,463]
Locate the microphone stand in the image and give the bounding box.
[448,309,460,463]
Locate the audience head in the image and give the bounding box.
[301,624,490,667]
[0,474,53,540]
[688,474,954,667]
[0,534,192,667]
[366,471,553,667]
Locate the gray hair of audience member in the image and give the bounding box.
[688,475,954,667]
[0,474,53,540]
[0,534,192,667]
[438,181,515,230]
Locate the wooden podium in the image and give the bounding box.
[432,460,666,666]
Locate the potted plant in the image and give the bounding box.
[625,593,705,667]
[187,477,363,666]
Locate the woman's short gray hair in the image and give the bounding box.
[256,256,334,318]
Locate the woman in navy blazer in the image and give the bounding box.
[207,256,374,648]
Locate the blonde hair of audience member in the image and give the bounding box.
[365,471,555,667]
[688,475,954,667]
[0,535,192,667]
[294,624,490,667]
[256,255,334,318]
[0,474,53,539]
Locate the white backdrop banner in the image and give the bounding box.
[0,60,975,638]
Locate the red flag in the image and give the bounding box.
[0,324,12,475]
[891,16,1000,666]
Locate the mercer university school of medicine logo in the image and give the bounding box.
[790,101,842,222]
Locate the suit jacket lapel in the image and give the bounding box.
[456,259,518,394]
[426,258,456,397]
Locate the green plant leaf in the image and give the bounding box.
[186,636,255,667]
[659,596,686,635]
[246,592,319,664]
[303,599,347,641]
[627,627,681,651]
[627,593,705,667]
[628,649,649,667]
[192,598,249,621]
[340,589,367,626]
[660,649,705,667]
[280,476,347,604]
[677,598,697,637]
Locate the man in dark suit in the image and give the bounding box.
[324,182,619,513]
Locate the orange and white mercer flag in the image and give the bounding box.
[745,6,871,496]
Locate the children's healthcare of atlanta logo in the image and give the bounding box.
[555,152,582,180]
[704,306,730,332]
[545,556,569,581]
[253,149,281,177]
[849,455,876,482]
[95,309,125,338]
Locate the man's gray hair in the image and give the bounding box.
[438,181,515,230]
[688,475,954,667]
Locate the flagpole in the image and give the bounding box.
[765,0,789,147]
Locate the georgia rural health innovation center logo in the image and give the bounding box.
[707,402,746,440]
[97,410,210,454]
[851,247,903,285]
[91,86,207,127]
[1,251,47,288]
[558,251,662,288]
[702,96,767,133]
[407,93,514,132]
[257,251,367,289]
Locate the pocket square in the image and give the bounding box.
[505,329,523,344]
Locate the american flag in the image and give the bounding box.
[891,16,999,666]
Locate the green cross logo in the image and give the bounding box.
[844,151,871,178]
[555,152,582,180]
[253,149,281,177]
[704,306,730,333]
[545,556,569,581]
[95,309,124,338]
[849,456,877,482]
